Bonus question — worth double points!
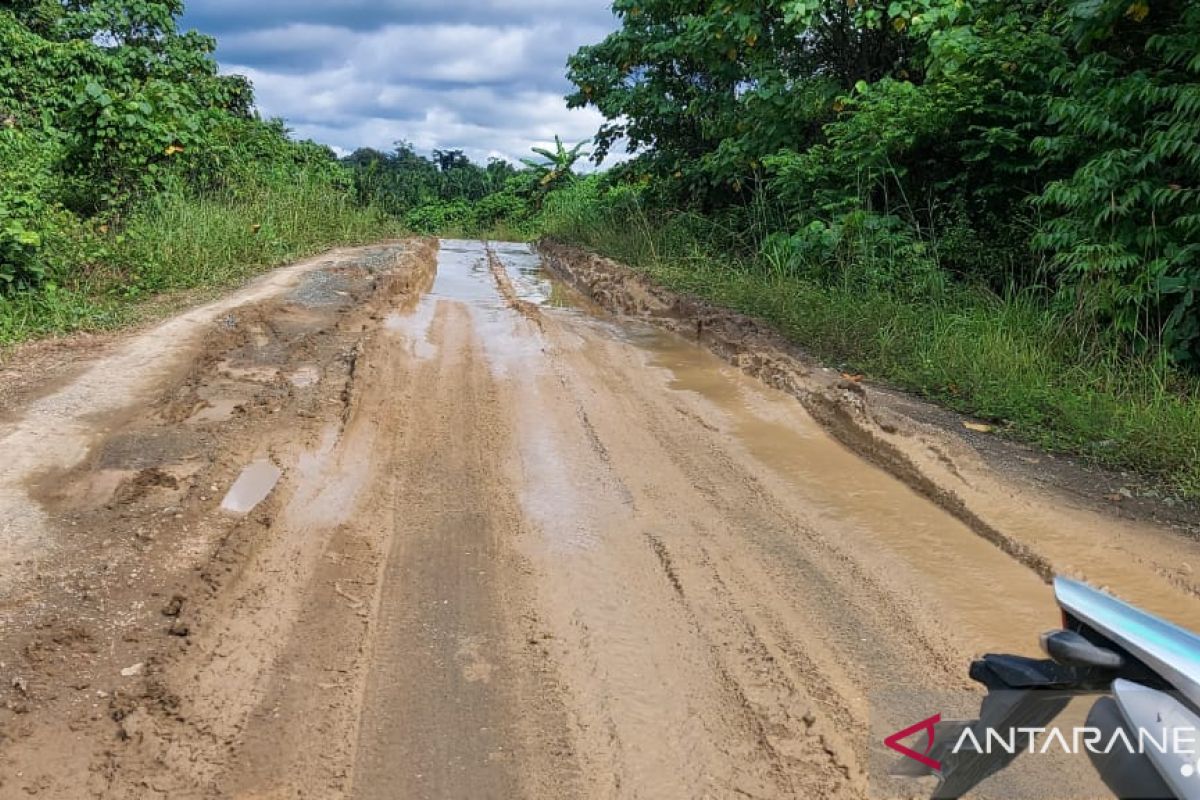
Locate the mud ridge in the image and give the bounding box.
[538,239,1060,583]
[485,243,545,327]
[0,239,440,797]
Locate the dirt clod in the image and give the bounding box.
[161,595,185,617]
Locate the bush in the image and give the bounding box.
[0,127,98,289]
[403,200,476,235]
[472,190,531,231]
[0,128,60,288]
[1033,0,1200,365]
[0,2,397,344]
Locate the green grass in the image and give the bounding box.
[0,176,401,345]
[540,192,1200,497]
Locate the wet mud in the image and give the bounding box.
[0,237,1196,799]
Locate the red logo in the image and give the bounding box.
[885,714,942,771]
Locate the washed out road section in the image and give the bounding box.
[0,239,1197,798]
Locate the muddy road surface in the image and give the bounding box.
[1,239,1199,798]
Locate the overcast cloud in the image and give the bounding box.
[180,1,617,164]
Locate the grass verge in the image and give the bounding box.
[0,177,401,346]
[541,196,1200,498]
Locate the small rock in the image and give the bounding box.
[11,676,27,694]
[120,663,144,678]
[161,595,185,618]
[167,619,189,638]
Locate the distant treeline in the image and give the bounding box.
[342,137,587,236]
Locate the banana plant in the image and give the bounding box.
[520,135,588,190]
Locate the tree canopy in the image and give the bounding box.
[566,0,1200,366]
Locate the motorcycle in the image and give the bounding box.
[916,577,1200,799]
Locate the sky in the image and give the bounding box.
[180,1,618,165]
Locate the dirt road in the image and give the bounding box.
[2,239,1199,798]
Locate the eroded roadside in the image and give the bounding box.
[0,241,443,796]
[537,239,1200,616]
[0,238,1198,799]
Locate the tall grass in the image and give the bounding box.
[0,176,400,345]
[539,182,1200,496]
[117,175,399,293]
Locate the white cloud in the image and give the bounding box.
[183,1,619,163]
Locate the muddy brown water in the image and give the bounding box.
[346,240,1194,798]
[4,238,1200,798]
[349,240,1067,797]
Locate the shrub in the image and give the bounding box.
[403,200,476,235]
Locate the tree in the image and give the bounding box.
[1033,0,1200,364]
[565,0,921,201]
[432,148,470,172]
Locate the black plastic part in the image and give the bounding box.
[1043,629,1125,670]
[925,635,1172,799]
[970,654,1072,688]
[931,686,1073,798]
[930,655,1116,799]
[1085,696,1174,800]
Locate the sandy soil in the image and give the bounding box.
[0,238,1197,798]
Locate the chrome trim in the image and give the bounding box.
[1055,576,1200,710]
[1112,679,1200,800]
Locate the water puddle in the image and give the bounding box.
[384,305,438,361]
[188,395,244,424]
[288,365,320,388]
[379,240,548,377]
[428,244,1200,651]
[634,324,1053,649]
[221,459,282,515]
[487,242,564,308]
[283,423,372,529]
[428,240,502,305]
[613,325,1200,633]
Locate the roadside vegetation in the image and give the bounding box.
[341,135,588,240]
[524,0,1200,495]
[5,0,1198,493]
[0,0,398,344]
[350,0,1200,494]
